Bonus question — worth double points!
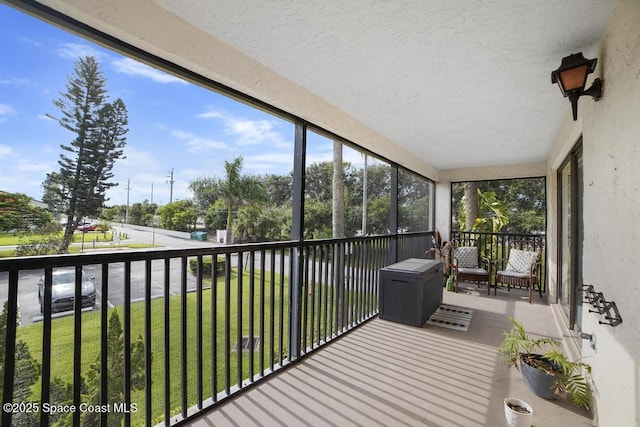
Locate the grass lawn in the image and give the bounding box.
[0,244,159,258]
[0,232,153,258]
[14,265,371,424]
[16,268,294,425]
[0,231,127,246]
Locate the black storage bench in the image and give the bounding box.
[379,258,443,326]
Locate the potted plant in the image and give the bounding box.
[431,230,451,275]
[498,317,592,409]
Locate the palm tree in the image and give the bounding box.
[463,182,479,231]
[219,156,265,244]
[459,187,509,233]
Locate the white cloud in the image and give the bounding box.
[112,58,187,84]
[118,146,161,170]
[343,147,367,168]
[198,110,291,148]
[243,153,294,173]
[305,150,333,165]
[56,43,105,60]
[17,36,43,48]
[0,144,15,158]
[0,150,51,198]
[0,104,16,122]
[171,129,229,152]
[15,160,55,173]
[197,111,223,119]
[0,77,35,87]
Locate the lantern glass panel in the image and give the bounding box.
[559,65,588,92]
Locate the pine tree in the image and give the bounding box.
[45,55,128,252]
[82,309,148,427]
[0,303,40,427]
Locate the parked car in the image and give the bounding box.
[37,268,97,313]
[76,223,97,232]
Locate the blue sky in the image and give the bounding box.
[0,4,366,207]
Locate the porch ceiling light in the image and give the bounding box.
[551,52,603,121]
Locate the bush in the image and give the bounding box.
[15,231,62,256]
[189,256,226,277]
[94,221,111,232]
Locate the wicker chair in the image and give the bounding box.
[451,238,491,293]
[494,240,543,303]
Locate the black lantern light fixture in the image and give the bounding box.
[551,52,603,121]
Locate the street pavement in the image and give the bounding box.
[0,225,222,325]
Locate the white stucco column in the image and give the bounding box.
[435,180,451,240]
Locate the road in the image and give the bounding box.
[0,225,300,325]
[0,225,222,325]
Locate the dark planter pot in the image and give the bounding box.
[520,353,559,400]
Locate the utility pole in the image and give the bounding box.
[167,168,175,204]
[125,178,131,224]
[151,182,155,245]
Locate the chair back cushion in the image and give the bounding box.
[506,249,537,273]
[455,246,478,268]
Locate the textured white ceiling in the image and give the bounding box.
[155,0,618,170]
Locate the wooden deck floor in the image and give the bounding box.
[186,283,594,427]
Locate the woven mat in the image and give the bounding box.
[426,304,473,332]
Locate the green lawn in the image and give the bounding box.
[0,231,126,246]
[0,232,153,258]
[13,264,372,424]
[16,268,293,425]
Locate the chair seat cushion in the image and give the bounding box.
[455,246,478,268]
[506,249,537,273]
[497,269,531,279]
[458,267,489,276]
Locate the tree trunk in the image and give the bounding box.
[225,205,233,244]
[332,140,345,238]
[463,182,479,231]
[332,140,347,329]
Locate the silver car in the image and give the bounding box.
[37,268,97,313]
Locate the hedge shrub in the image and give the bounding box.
[189,256,226,277]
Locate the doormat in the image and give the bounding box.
[426,304,473,332]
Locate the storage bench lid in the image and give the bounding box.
[381,258,442,276]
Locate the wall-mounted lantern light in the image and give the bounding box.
[551,52,603,121]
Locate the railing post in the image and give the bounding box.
[390,166,399,263]
[289,246,303,360]
[40,267,53,427]
[289,120,306,361]
[1,270,19,427]
[335,243,347,332]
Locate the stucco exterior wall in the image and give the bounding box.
[439,162,546,183]
[546,0,640,424]
[434,181,451,240]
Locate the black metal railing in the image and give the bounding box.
[0,232,431,426]
[450,230,547,292]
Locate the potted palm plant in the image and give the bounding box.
[431,229,451,268]
[498,317,592,409]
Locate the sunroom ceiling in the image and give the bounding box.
[154,0,616,170]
